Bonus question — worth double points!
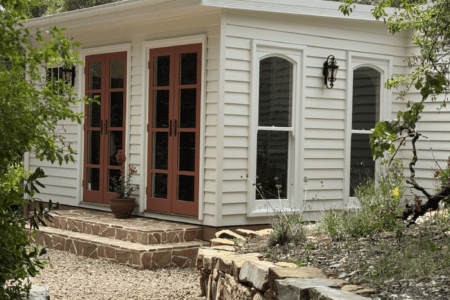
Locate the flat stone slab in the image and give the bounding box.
[310,286,371,300]
[40,208,202,245]
[26,226,209,270]
[275,278,338,300]
[239,260,277,291]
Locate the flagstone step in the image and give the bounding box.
[41,209,202,245]
[26,226,209,269]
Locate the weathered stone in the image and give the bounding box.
[116,228,128,241]
[224,273,252,300]
[332,279,349,288]
[274,262,298,268]
[341,285,363,292]
[115,249,131,264]
[81,242,97,258]
[166,231,180,243]
[52,235,65,251]
[253,292,265,300]
[236,229,257,239]
[269,266,327,289]
[275,278,338,300]
[142,252,153,269]
[354,288,377,295]
[211,238,239,247]
[310,286,371,300]
[216,230,246,242]
[22,286,49,300]
[151,251,172,268]
[131,251,142,267]
[211,279,217,300]
[216,275,225,300]
[231,256,261,280]
[128,231,138,243]
[184,230,196,241]
[104,246,116,259]
[197,248,234,270]
[200,271,208,296]
[239,260,277,291]
[264,289,277,300]
[255,229,273,236]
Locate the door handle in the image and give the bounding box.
[105,119,108,134]
[174,120,177,136]
[169,120,172,136]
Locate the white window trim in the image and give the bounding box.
[248,40,306,217]
[77,43,132,206]
[344,52,393,208]
[140,34,206,220]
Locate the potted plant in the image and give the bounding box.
[109,150,139,218]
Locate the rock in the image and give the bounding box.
[269,266,327,295]
[223,273,252,300]
[231,255,262,280]
[197,248,235,270]
[275,278,338,300]
[274,262,298,268]
[338,272,348,279]
[211,238,240,247]
[330,263,341,268]
[216,230,246,242]
[354,288,377,295]
[342,285,363,292]
[253,292,265,300]
[239,260,277,291]
[256,229,273,236]
[331,279,349,287]
[236,229,258,238]
[310,286,372,300]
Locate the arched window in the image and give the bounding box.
[350,67,380,196]
[256,57,293,200]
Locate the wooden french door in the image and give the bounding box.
[83,52,127,204]
[147,44,201,217]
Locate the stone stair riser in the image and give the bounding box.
[43,216,202,245]
[27,230,202,270]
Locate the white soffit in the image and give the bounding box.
[25,0,205,28]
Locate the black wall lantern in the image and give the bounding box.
[62,66,76,87]
[323,55,339,89]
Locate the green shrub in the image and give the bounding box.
[268,209,305,246]
[319,160,404,239]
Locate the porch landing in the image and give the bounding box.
[26,208,208,269]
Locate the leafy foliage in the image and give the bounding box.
[320,161,405,239]
[0,0,87,298]
[26,0,120,17]
[110,150,139,199]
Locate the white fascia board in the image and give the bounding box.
[25,0,202,28]
[201,0,397,21]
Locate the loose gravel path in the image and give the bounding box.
[29,248,204,300]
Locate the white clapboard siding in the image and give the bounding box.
[218,10,409,225]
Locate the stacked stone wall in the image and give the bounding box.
[196,246,372,300]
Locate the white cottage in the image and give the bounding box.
[24,0,417,231]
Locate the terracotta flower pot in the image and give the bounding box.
[110,197,136,219]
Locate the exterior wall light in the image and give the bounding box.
[323,55,339,89]
[62,66,76,87]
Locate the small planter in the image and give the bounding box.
[110,197,136,219]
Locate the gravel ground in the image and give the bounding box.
[28,248,204,300]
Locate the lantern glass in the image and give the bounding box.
[332,67,338,79]
[327,67,333,79]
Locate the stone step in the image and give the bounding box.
[41,209,202,245]
[26,226,209,269]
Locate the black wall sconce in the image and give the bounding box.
[323,55,339,89]
[62,66,76,87]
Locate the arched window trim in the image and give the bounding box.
[248,40,306,217]
[344,52,393,209]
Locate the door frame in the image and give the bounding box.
[77,43,132,205]
[141,35,206,220]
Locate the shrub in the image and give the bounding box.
[268,209,305,246]
[319,160,404,239]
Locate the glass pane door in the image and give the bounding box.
[147,44,201,217]
[84,52,127,204]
